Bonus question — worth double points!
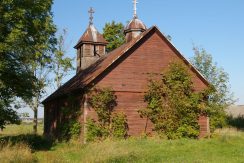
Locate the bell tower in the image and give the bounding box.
[74,7,108,72]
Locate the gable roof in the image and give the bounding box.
[43,26,209,103]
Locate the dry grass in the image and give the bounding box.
[0,143,36,163]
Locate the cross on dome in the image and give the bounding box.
[88,7,95,25]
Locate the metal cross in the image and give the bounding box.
[133,0,138,18]
[88,7,95,25]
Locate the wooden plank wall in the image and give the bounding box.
[87,31,209,136]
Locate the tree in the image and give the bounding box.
[0,105,20,131]
[53,29,74,88]
[139,62,209,139]
[190,46,234,131]
[103,21,125,52]
[26,29,74,134]
[26,54,53,134]
[0,0,56,129]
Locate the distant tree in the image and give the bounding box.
[21,112,30,119]
[103,21,125,52]
[52,29,74,88]
[191,46,235,131]
[0,0,56,129]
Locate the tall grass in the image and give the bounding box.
[2,123,244,162]
[0,143,36,163]
[35,135,244,162]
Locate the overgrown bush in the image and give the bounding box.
[207,105,227,132]
[86,118,109,142]
[139,62,210,139]
[111,113,128,138]
[58,94,82,141]
[87,88,128,141]
[88,88,116,126]
[59,120,81,140]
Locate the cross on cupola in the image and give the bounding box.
[74,7,108,72]
[88,7,95,25]
[124,0,146,42]
[133,0,138,18]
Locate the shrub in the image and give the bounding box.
[111,113,128,138]
[57,94,82,141]
[58,120,81,141]
[87,88,128,141]
[69,122,82,138]
[86,118,109,142]
[88,88,117,126]
[139,62,210,139]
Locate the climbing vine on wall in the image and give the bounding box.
[58,94,82,141]
[87,88,128,141]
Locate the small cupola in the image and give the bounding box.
[74,7,108,72]
[124,0,147,42]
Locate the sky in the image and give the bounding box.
[18,0,244,118]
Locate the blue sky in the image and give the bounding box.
[19,0,244,118]
[52,0,244,103]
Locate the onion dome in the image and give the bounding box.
[124,18,147,33]
[124,0,147,42]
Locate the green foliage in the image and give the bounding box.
[0,105,20,130]
[58,95,82,141]
[86,118,109,142]
[111,113,128,138]
[227,115,244,129]
[139,62,208,139]
[0,0,56,129]
[87,88,128,141]
[59,120,81,140]
[69,122,81,137]
[103,21,125,52]
[88,88,117,126]
[191,47,234,131]
[53,29,74,88]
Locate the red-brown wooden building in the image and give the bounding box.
[43,7,210,140]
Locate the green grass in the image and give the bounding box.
[0,123,43,136]
[1,124,244,162]
[34,136,244,163]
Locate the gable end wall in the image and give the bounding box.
[86,31,208,136]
